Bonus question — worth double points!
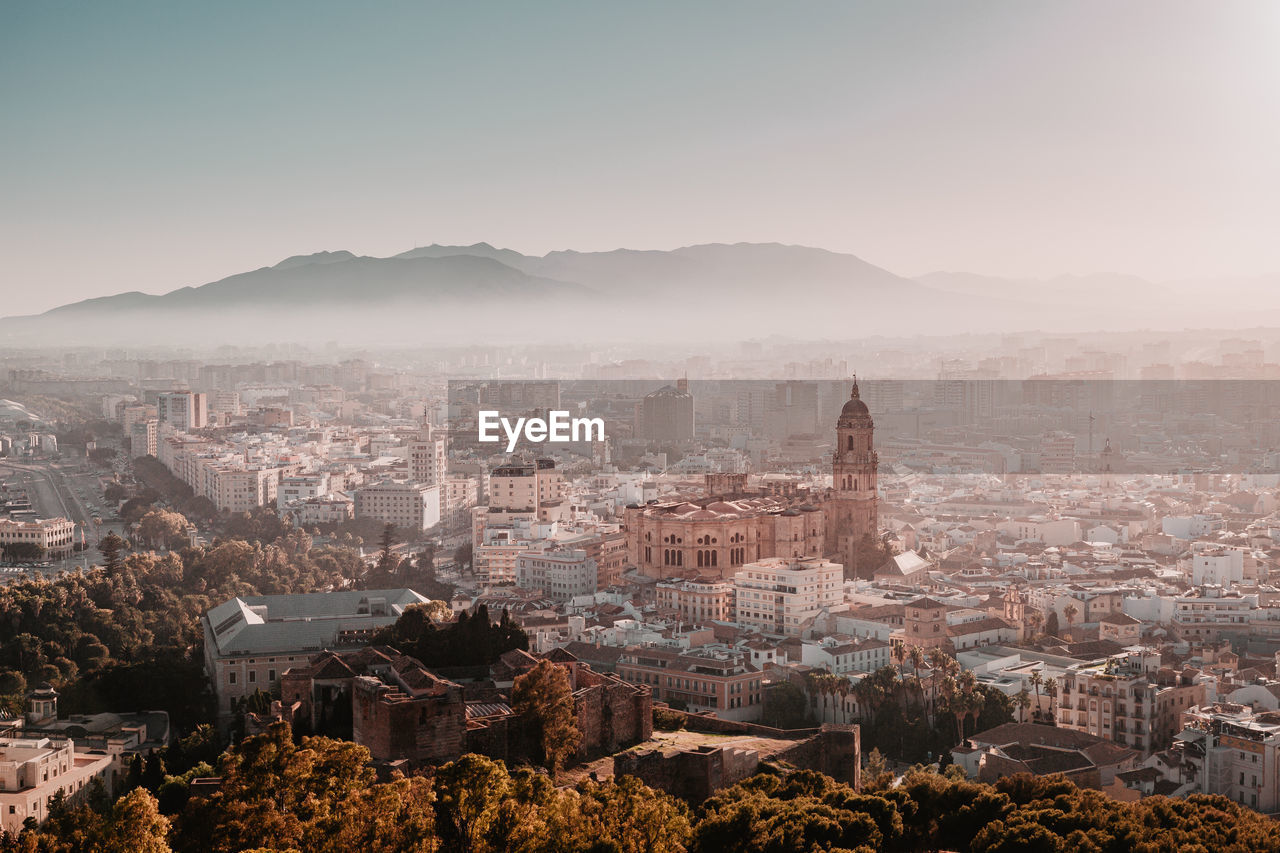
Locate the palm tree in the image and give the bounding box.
[908,645,927,714]
[804,671,821,717]
[893,642,907,682]
[926,647,952,724]
[854,676,876,725]
[956,669,980,743]
[837,677,851,724]
[1029,671,1043,722]
[1045,678,1059,724]
[1025,608,1044,640]
[1063,603,1079,640]
[1015,687,1032,723]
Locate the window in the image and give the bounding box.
[229,671,237,685]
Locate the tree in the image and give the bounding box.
[553,775,691,853]
[100,788,171,853]
[418,543,437,582]
[175,721,376,853]
[138,509,191,550]
[1015,687,1032,723]
[2,542,44,562]
[512,659,582,777]
[431,754,514,853]
[377,523,397,574]
[761,681,810,729]
[142,750,167,792]
[99,532,126,575]
[1029,671,1043,722]
[1062,603,1079,640]
[454,543,473,573]
[862,748,894,792]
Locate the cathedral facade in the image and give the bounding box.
[625,379,879,580]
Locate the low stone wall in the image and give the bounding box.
[655,704,819,739]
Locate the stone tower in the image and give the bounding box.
[827,377,879,574]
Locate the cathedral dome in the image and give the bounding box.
[840,396,870,419]
[838,378,871,422]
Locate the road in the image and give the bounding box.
[0,458,123,576]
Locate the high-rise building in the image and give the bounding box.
[156,391,208,432]
[638,379,694,442]
[408,425,445,488]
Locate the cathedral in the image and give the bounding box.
[826,378,880,572]
[625,379,879,579]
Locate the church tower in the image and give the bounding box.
[827,377,879,574]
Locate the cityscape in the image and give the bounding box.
[4,2,1280,852]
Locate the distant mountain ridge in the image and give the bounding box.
[4,241,1272,345]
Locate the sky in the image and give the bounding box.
[3,1,1279,313]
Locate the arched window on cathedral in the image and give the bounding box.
[847,435,854,451]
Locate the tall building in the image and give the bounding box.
[408,425,445,488]
[1057,650,1205,754]
[1040,431,1076,474]
[129,418,158,457]
[732,556,842,636]
[638,380,694,442]
[826,379,879,571]
[1174,704,1280,811]
[156,391,208,432]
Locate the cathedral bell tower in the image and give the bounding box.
[827,377,879,574]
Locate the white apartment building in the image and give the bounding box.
[799,636,892,675]
[408,428,445,487]
[354,480,441,531]
[1175,703,1280,812]
[656,577,735,623]
[515,546,597,601]
[1058,650,1205,754]
[288,494,354,526]
[277,473,331,509]
[1190,549,1245,588]
[732,556,843,637]
[1172,586,1257,642]
[442,476,478,531]
[129,418,158,457]
[0,737,114,835]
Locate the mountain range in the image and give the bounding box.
[2,242,1274,345]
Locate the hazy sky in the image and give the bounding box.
[3,1,1279,313]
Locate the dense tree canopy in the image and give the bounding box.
[9,728,1278,853]
[0,529,364,732]
[372,603,528,669]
